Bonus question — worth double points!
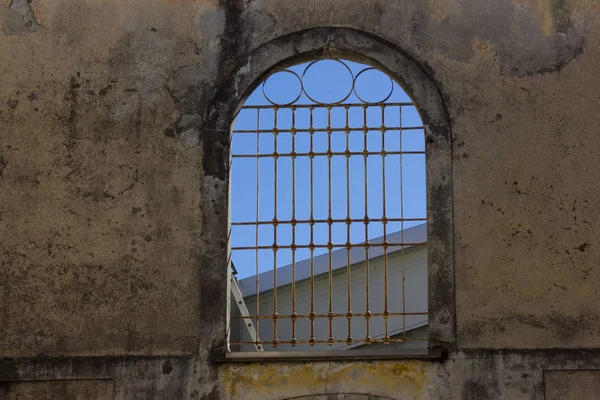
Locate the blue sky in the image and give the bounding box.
[230,59,426,279]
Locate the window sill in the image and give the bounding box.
[213,346,445,363]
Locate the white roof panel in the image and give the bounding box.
[237,223,427,297]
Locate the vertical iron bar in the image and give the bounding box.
[327,105,334,346]
[309,105,316,346]
[291,107,297,346]
[381,105,390,344]
[272,107,279,348]
[345,105,353,346]
[399,105,407,341]
[363,105,371,344]
[255,109,261,349]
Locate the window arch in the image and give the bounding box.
[201,27,454,360]
[229,58,429,353]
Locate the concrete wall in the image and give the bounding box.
[1,0,600,398]
[1,380,113,400]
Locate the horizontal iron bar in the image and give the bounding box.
[231,242,426,251]
[232,126,423,134]
[231,217,427,226]
[231,312,428,319]
[232,150,425,158]
[238,102,416,110]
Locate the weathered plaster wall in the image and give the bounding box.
[219,350,600,400]
[0,0,226,357]
[1,379,113,400]
[219,361,432,400]
[544,370,600,400]
[233,0,600,351]
[2,0,600,398]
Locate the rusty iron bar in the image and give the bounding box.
[291,107,298,347]
[231,311,428,320]
[236,101,416,110]
[381,104,390,345]
[272,107,279,348]
[362,105,371,345]
[231,242,426,251]
[344,105,353,346]
[232,126,423,134]
[399,104,407,341]
[229,63,428,351]
[230,337,427,345]
[254,109,261,348]
[232,150,424,158]
[232,217,426,226]
[309,105,316,347]
[327,105,334,346]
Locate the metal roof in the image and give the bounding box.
[237,223,427,297]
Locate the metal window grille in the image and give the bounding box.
[229,59,428,352]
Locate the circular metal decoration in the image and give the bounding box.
[262,69,303,106]
[353,67,394,104]
[301,59,355,105]
[257,58,401,107]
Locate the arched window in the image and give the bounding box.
[228,58,429,353]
